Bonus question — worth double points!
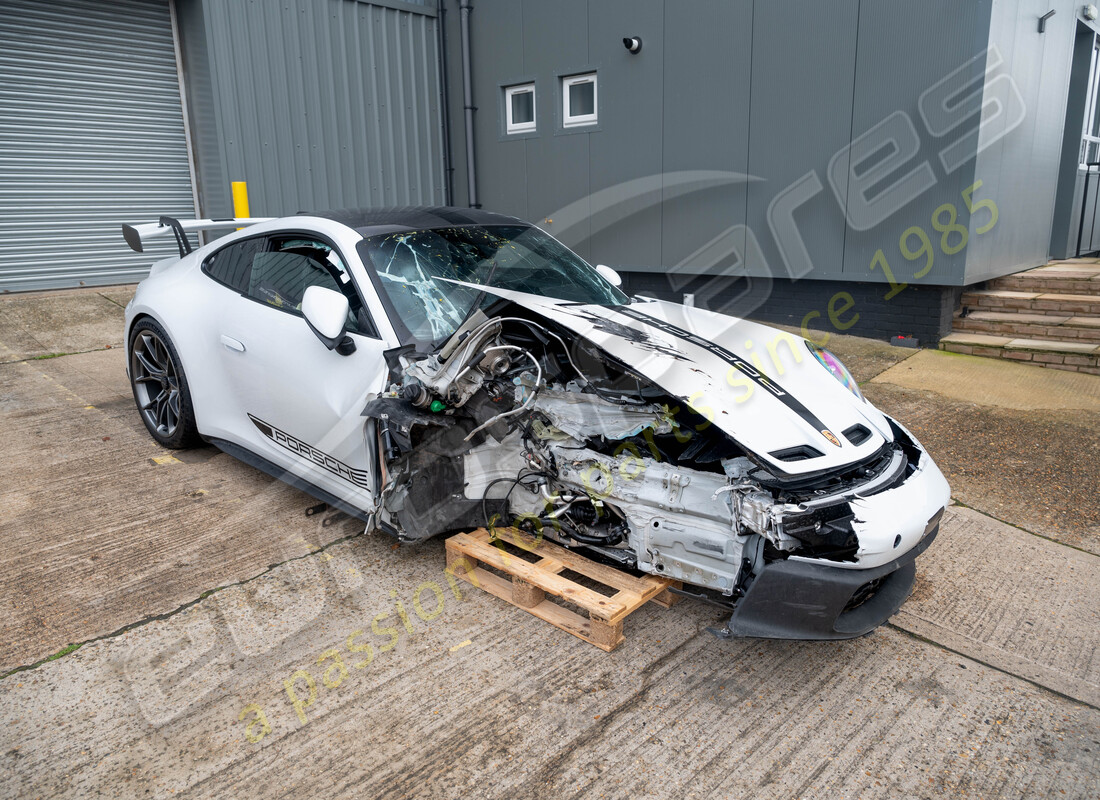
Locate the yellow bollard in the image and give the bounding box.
[231,181,250,226]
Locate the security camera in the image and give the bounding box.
[623,36,642,54]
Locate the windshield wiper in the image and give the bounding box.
[452,257,502,336]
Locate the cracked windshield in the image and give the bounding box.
[358,225,628,342]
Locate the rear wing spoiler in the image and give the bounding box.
[122,216,274,258]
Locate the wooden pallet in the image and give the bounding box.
[445,527,680,652]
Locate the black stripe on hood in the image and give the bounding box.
[613,305,840,448]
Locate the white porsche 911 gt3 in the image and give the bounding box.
[122,207,949,640]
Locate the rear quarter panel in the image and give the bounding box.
[125,245,237,441]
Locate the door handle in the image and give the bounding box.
[220,335,246,352]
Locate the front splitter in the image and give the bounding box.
[711,524,940,641]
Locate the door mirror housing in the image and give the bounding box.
[302,285,356,355]
[595,263,622,287]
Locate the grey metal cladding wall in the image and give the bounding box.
[175,0,226,223]
[461,0,1040,286]
[468,0,526,221]
[1050,23,1096,260]
[841,0,989,286]
[198,0,444,218]
[969,0,1075,281]
[441,0,470,208]
[744,1,860,282]
[471,0,755,271]
[585,0,663,269]
[0,0,197,292]
[516,0,592,259]
[659,0,752,274]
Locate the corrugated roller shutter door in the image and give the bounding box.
[0,0,196,292]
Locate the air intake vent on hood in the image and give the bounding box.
[843,424,872,446]
[769,444,825,462]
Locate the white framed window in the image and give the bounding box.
[562,73,597,127]
[505,83,536,134]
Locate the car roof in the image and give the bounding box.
[305,206,529,237]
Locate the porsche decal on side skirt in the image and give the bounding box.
[249,414,371,489]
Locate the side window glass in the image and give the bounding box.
[248,237,373,337]
[202,237,265,293]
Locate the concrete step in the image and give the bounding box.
[953,310,1100,342]
[992,275,1100,295]
[960,289,1100,316]
[989,262,1100,296]
[939,332,1100,373]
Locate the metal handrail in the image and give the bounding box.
[1076,161,1100,257]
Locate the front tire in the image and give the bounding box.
[129,318,201,449]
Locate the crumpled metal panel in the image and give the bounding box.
[532,387,673,441]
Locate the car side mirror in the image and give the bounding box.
[595,263,623,287]
[302,285,356,356]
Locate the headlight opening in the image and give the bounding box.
[805,341,863,401]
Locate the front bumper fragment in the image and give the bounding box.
[712,523,940,641]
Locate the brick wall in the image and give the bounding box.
[622,272,960,346]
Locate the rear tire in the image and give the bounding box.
[128,318,201,449]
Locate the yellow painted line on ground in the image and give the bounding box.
[448,639,472,653]
[151,455,181,466]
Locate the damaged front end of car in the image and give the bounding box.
[360,288,949,641]
[352,221,948,640]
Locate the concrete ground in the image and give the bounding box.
[865,352,1100,555]
[1,288,1098,799]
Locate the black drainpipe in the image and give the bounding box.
[459,0,479,208]
[436,0,454,206]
